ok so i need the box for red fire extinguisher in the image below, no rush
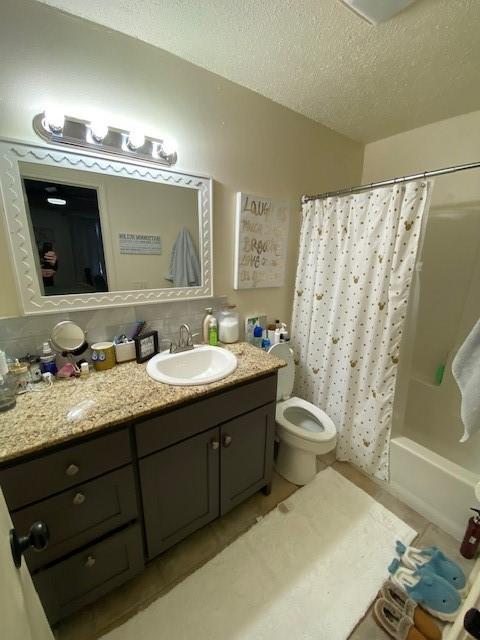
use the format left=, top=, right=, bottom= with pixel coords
left=460, top=508, right=480, bottom=559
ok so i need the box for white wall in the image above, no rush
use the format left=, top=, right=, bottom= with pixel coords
left=363, top=110, right=480, bottom=471
left=0, top=0, right=363, bottom=322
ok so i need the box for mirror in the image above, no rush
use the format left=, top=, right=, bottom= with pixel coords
left=20, top=162, right=201, bottom=295
left=51, top=321, right=86, bottom=353
left=0, top=140, right=212, bottom=314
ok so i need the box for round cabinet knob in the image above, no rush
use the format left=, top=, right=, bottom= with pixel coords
left=72, top=492, right=86, bottom=505
left=223, top=434, right=232, bottom=448
left=211, top=440, right=220, bottom=450
left=85, top=555, right=96, bottom=568
left=66, top=463, right=79, bottom=477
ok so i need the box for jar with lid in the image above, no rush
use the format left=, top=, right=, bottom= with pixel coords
left=217, top=305, right=240, bottom=344
left=9, top=359, right=30, bottom=394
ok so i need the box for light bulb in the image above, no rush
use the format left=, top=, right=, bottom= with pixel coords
left=127, top=130, right=145, bottom=150
left=47, top=197, right=67, bottom=206
left=89, top=121, right=109, bottom=142
left=43, top=108, right=65, bottom=134
left=161, top=136, right=177, bottom=156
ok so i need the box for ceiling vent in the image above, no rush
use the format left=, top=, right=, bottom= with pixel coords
left=340, top=0, right=416, bottom=25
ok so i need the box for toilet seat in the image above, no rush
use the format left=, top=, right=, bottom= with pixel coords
left=276, top=396, right=336, bottom=444
left=268, top=342, right=337, bottom=484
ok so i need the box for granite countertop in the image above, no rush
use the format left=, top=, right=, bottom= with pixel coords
left=0, top=343, right=285, bottom=464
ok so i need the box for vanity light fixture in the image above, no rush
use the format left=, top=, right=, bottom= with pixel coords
left=89, top=121, right=109, bottom=143
left=47, top=197, right=67, bottom=206
left=126, top=130, right=145, bottom=151
left=160, top=136, right=177, bottom=157
left=33, top=111, right=178, bottom=167
left=43, top=108, right=65, bottom=134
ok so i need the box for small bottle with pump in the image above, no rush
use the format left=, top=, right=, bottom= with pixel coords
left=208, top=317, right=218, bottom=346
left=461, top=508, right=480, bottom=559
left=202, top=308, right=214, bottom=344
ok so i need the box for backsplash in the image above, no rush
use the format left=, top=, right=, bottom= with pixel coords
left=0, top=297, right=228, bottom=358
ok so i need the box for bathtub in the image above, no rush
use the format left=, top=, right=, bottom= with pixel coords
left=389, top=436, right=479, bottom=541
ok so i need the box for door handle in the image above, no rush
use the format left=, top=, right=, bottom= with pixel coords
left=10, top=521, right=50, bottom=568
left=223, top=434, right=232, bottom=447
left=211, top=439, right=220, bottom=450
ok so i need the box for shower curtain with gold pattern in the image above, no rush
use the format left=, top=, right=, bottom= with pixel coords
left=291, top=181, right=431, bottom=480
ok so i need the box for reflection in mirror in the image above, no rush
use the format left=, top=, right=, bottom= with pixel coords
left=19, top=162, right=202, bottom=296
left=23, top=178, right=108, bottom=295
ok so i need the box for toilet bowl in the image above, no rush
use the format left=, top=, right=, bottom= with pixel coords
left=268, top=343, right=337, bottom=485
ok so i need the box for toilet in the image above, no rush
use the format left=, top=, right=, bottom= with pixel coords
left=268, top=343, right=337, bottom=485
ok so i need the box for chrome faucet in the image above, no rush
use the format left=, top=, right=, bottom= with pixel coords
left=169, top=323, right=195, bottom=354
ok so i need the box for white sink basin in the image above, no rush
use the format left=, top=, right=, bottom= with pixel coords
left=146, top=345, right=238, bottom=386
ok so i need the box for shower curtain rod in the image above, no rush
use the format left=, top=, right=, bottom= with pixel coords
left=301, top=160, right=480, bottom=204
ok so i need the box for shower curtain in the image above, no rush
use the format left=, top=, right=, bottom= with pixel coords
left=291, top=181, right=432, bottom=480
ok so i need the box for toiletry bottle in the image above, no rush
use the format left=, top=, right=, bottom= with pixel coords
left=460, top=508, right=480, bottom=559
left=0, top=350, right=16, bottom=411
left=262, top=337, right=271, bottom=351
left=202, top=308, right=214, bottom=344
left=253, top=322, right=263, bottom=348
left=208, top=317, right=218, bottom=346
left=80, top=362, right=90, bottom=377
left=40, top=341, right=57, bottom=375
left=280, top=323, right=289, bottom=342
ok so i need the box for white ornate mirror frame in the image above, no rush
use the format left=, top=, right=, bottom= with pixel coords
left=0, top=139, right=213, bottom=315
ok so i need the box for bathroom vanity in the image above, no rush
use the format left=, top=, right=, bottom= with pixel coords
left=0, top=344, right=283, bottom=624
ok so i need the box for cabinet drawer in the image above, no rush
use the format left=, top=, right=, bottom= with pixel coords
left=136, top=374, right=277, bottom=457
left=0, top=429, right=131, bottom=510
left=34, top=524, right=144, bottom=624
left=12, top=465, right=138, bottom=571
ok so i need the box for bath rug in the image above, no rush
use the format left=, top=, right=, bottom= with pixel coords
left=102, top=467, right=416, bottom=640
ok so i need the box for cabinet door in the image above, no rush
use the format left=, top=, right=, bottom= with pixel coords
left=140, top=427, right=220, bottom=559
left=220, top=402, right=275, bottom=515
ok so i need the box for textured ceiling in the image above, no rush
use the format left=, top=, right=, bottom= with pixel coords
left=34, top=0, right=480, bottom=142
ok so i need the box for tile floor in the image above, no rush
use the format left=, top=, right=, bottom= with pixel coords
left=54, top=458, right=474, bottom=640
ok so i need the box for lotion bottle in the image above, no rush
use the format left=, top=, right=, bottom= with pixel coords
left=202, top=308, right=214, bottom=344
left=208, top=317, right=218, bottom=346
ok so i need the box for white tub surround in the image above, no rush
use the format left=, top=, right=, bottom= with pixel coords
left=390, top=436, right=478, bottom=541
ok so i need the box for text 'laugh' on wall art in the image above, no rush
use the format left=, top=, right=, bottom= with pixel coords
left=234, top=192, right=288, bottom=289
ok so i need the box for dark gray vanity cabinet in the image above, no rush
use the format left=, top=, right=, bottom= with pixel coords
left=135, top=375, right=277, bottom=561
left=140, top=427, right=221, bottom=559
left=0, top=372, right=277, bottom=625
left=0, top=429, right=142, bottom=624
left=220, top=403, right=275, bottom=515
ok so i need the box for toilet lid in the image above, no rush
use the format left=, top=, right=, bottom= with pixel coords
left=268, top=343, right=294, bottom=401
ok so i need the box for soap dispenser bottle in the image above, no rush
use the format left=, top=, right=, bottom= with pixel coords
left=208, top=317, right=218, bottom=346
left=460, top=508, right=480, bottom=559
left=202, top=308, right=214, bottom=344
